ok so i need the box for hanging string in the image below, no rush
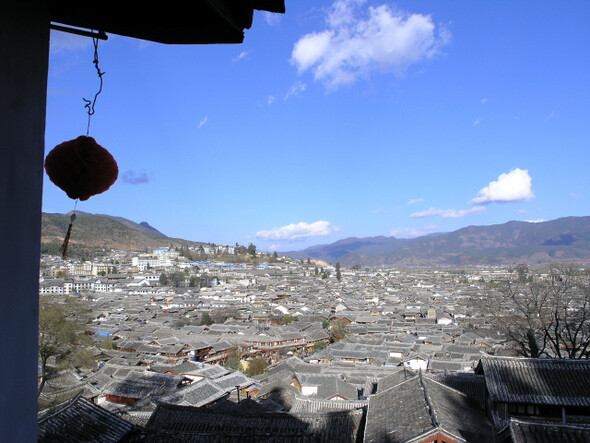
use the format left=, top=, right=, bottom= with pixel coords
left=60, top=199, right=79, bottom=260
left=83, top=35, right=105, bottom=135
left=60, top=34, right=105, bottom=259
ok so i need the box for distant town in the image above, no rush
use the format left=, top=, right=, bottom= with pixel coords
left=38, top=245, right=590, bottom=441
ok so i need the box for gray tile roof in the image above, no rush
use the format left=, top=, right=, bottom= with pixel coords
left=155, top=378, right=228, bottom=407
left=509, top=418, right=590, bottom=443
left=375, top=368, right=416, bottom=393
left=295, top=373, right=359, bottom=401
left=479, top=356, right=590, bottom=406
left=364, top=374, right=435, bottom=442
left=38, top=394, right=136, bottom=442
left=213, top=371, right=257, bottom=392
left=102, top=371, right=185, bottom=399
left=143, top=402, right=363, bottom=442
left=364, top=372, right=493, bottom=442
left=427, top=373, right=486, bottom=410
left=290, top=396, right=367, bottom=413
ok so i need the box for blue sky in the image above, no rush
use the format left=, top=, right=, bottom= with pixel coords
left=44, top=0, right=590, bottom=252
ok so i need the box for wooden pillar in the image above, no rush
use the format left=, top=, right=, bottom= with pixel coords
left=0, top=1, right=49, bottom=441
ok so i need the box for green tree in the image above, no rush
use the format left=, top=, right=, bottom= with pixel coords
left=246, top=357, right=268, bottom=377
left=200, top=312, right=213, bottom=326
left=322, top=319, right=330, bottom=329
left=223, top=347, right=241, bottom=370
left=159, top=272, right=168, bottom=286
left=282, top=314, right=297, bottom=325
left=312, top=341, right=327, bottom=353
left=38, top=298, right=92, bottom=396
left=335, top=262, right=342, bottom=282
left=247, top=243, right=257, bottom=258
left=99, top=338, right=115, bottom=350
left=329, top=320, right=349, bottom=343
left=168, top=271, right=185, bottom=287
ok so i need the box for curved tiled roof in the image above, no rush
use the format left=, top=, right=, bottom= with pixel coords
left=479, top=356, right=590, bottom=406
left=38, top=394, right=136, bottom=442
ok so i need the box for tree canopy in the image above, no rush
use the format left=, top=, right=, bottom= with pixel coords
left=38, top=297, right=94, bottom=396
left=496, top=265, right=590, bottom=359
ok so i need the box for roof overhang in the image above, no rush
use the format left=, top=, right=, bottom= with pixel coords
left=48, top=0, right=286, bottom=44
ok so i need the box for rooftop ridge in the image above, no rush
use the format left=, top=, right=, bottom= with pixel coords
left=419, top=370, right=439, bottom=428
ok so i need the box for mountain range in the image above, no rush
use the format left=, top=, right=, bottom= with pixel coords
left=41, top=212, right=193, bottom=257
left=42, top=212, right=590, bottom=266
left=285, top=216, right=590, bottom=267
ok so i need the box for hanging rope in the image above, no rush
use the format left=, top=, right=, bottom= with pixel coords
left=83, top=35, right=105, bottom=135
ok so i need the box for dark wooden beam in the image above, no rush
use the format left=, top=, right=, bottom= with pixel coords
left=0, top=1, right=50, bottom=441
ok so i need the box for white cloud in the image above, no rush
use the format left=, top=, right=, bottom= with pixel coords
left=256, top=221, right=339, bottom=241
left=525, top=219, right=545, bottom=223
left=407, top=198, right=424, bottom=206
left=390, top=225, right=438, bottom=238
left=470, top=168, right=534, bottom=204
left=50, top=30, right=92, bottom=53
left=267, top=95, right=276, bottom=105
left=121, top=170, right=152, bottom=185
left=262, top=11, right=283, bottom=26
left=411, top=206, right=485, bottom=219
left=284, top=81, right=307, bottom=99
left=546, top=111, right=559, bottom=120
left=290, top=0, right=450, bottom=89
left=198, top=116, right=209, bottom=128
left=233, top=50, right=251, bottom=62
left=481, top=98, right=488, bottom=104
left=473, top=120, right=480, bottom=126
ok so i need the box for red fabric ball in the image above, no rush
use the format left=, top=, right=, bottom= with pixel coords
left=44, top=136, right=118, bottom=201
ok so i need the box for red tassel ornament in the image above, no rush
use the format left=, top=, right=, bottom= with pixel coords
left=44, top=135, right=118, bottom=258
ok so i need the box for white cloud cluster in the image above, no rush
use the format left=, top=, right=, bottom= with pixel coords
left=262, top=11, right=283, bottom=26
left=256, top=221, right=339, bottom=241
left=407, top=198, right=424, bottom=206
left=284, top=81, right=307, bottom=100
left=290, top=0, right=450, bottom=89
left=121, top=170, right=152, bottom=185
left=411, top=206, right=485, bottom=219
left=470, top=168, right=534, bottom=204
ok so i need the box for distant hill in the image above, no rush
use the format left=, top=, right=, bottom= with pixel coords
left=285, top=216, right=590, bottom=267
left=41, top=212, right=195, bottom=257
left=139, top=221, right=165, bottom=236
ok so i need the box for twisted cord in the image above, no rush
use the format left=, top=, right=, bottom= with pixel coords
left=83, top=36, right=105, bottom=135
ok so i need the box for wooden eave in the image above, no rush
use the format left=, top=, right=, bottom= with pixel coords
left=48, top=0, right=285, bottom=44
